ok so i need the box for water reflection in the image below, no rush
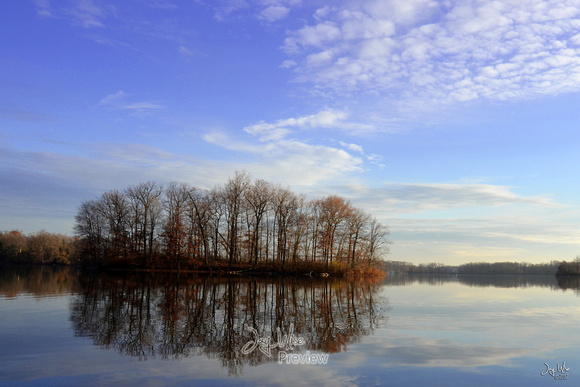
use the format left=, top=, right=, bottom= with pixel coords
left=385, top=273, right=561, bottom=289
left=69, top=271, right=388, bottom=375
left=0, top=265, right=79, bottom=298
left=3, top=266, right=580, bottom=385
left=556, top=276, right=580, bottom=295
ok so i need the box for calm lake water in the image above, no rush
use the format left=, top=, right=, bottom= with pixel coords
left=1, top=266, right=579, bottom=386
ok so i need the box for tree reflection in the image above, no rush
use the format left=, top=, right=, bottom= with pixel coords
left=556, top=276, right=580, bottom=295
left=384, top=273, right=562, bottom=289
left=0, top=265, right=78, bottom=298
left=69, top=272, right=387, bottom=375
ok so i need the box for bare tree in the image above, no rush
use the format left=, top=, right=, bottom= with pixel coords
left=315, top=195, right=352, bottom=269
left=245, top=179, right=271, bottom=265
left=163, top=182, right=190, bottom=270
left=346, top=208, right=370, bottom=268
left=271, top=185, right=298, bottom=270
left=187, top=187, right=214, bottom=266
left=75, top=200, right=105, bottom=264
left=72, top=171, right=391, bottom=272
left=127, top=182, right=163, bottom=267
left=222, top=171, right=251, bottom=267
left=100, top=190, right=130, bottom=263
left=365, top=217, right=391, bottom=266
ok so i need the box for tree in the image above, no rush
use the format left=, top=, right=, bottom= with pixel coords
left=74, top=200, right=105, bottom=265
left=126, top=182, right=163, bottom=267
left=245, top=179, right=271, bottom=265
left=221, top=171, right=251, bottom=267
left=365, top=217, right=391, bottom=265
left=100, top=190, right=130, bottom=264
left=315, top=195, right=352, bottom=269
left=186, top=187, right=214, bottom=266
left=0, top=230, right=28, bottom=263
left=346, top=208, right=370, bottom=268
left=289, top=194, right=309, bottom=266
left=163, top=182, right=189, bottom=270
left=271, top=185, right=298, bottom=270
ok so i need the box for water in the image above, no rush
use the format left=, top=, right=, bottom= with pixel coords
left=0, top=266, right=578, bottom=386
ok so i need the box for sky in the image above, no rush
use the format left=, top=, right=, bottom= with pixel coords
left=2, top=0, right=580, bottom=265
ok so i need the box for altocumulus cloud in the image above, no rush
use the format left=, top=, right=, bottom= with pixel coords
left=282, top=0, right=580, bottom=107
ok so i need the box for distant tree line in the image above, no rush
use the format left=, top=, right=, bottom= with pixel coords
left=555, top=257, right=580, bottom=276
left=384, top=260, right=562, bottom=275
left=0, top=230, right=78, bottom=265
left=73, top=171, right=390, bottom=274
left=385, top=261, right=457, bottom=274
left=457, top=261, right=561, bottom=275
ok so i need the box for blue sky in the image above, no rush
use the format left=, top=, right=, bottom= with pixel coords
left=2, top=0, right=580, bottom=264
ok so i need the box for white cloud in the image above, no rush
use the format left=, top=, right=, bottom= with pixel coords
left=204, top=131, right=363, bottom=185
left=69, top=0, right=105, bottom=28
left=32, top=0, right=108, bottom=28
left=283, top=22, right=341, bottom=52
left=243, top=109, right=373, bottom=139
left=206, top=0, right=301, bottom=22
left=282, top=0, right=580, bottom=108
left=258, top=5, right=290, bottom=22
left=279, top=59, right=297, bottom=68
left=147, top=0, right=178, bottom=10
left=178, top=45, right=195, bottom=56
left=34, top=0, right=54, bottom=18
left=98, top=90, right=127, bottom=105
left=362, top=182, right=562, bottom=213
left=121, top=102, right=165, bottom=110
left=98, top=90, right=166, bottom=113
left=339, top=141, right=364, bottom=153
left=204, top=110, right=369, bottom=186
left=366, top=153, right=385, bottom=168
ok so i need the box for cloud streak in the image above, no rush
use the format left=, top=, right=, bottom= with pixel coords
left=366, top=182, right=561, bottom=212
left=34, top=0, right=107, bottom=28
left=98, top=90, right=166, bottom=113
left=243, top=109, right=374, bottom=138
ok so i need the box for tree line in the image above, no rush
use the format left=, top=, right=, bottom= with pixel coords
left=555, top=257, right=580, bottom=276
left=0, top=230, right=77, bottom=265
left=73, top=171, right=390, bottom=274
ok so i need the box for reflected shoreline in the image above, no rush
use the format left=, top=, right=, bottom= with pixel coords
left=68, top=270, right=388, bottom=375
left=384, top=272, right=566, bottom=290
left=3, top=265, right=580, bottom=297
left=0, top=265, right=389, bottom=375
